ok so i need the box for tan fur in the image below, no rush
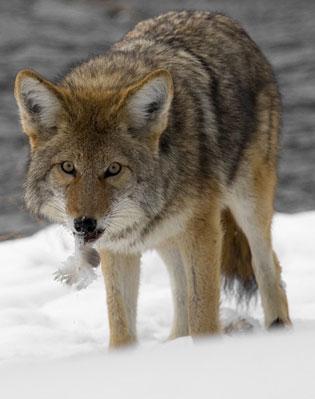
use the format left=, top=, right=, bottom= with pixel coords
left=100, top=250, right=140, bottom=348
left=176, top=194, right=223, bottom=335
left=225, top=84, right=291, bottom=327
left=14, top=11, right=291, bottom=348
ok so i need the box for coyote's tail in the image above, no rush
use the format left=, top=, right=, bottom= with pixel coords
left=221, top=209, right=257, bottom=301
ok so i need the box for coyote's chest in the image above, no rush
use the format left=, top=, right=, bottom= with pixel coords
left=98, top=208, right=192, bottom=253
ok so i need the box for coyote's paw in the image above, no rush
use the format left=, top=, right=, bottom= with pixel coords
left=224, top=317, right=255, bottom=335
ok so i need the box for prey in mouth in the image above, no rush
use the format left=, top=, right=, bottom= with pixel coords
left=73, top=216, right=104, bottom=244
left=53, top=217, right=103, bottom=289
left=76, top=229, right=104, bottom=245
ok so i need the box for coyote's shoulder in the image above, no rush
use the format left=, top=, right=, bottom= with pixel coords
left=15, top=11, right=290, bottom=347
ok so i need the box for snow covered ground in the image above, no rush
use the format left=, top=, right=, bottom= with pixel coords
left=1, top=212, right=315, bottom=398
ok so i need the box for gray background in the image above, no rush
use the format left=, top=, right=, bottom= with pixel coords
left=0, top=0, right=314, bottom=240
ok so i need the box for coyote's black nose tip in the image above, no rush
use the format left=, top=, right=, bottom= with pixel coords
left=74, top=217, right=97, bottom=234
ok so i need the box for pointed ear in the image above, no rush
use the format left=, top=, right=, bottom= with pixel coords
left=14, top=69, right=62, bottom=138
left=124, top=69, right=173, bottom=132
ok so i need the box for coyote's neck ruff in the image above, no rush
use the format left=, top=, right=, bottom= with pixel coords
left=15, top=11, right=290, bottom=348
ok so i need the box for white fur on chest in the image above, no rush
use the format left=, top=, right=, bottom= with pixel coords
left=99, top=209, right=192, bottom=254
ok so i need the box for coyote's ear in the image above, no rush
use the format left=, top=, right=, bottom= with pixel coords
left=14, top=69, right=62, bottom=140
left=124, top=69, right=173, bottom=133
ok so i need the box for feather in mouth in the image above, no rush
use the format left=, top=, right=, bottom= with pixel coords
left=74, top=229, right=104, bottom=244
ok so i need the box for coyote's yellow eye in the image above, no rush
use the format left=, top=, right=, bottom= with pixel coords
left=61, top=161, right=75, bottom=175
left=104, top=162, right=122, bottom=178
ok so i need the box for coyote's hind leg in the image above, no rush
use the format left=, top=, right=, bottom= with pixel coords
left=229, top=175, right=290, bottom=328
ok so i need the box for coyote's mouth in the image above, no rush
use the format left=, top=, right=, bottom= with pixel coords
left=81, top=229, right=104, bottom=244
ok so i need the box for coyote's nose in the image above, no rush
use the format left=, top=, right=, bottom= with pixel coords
left=73, top=217, right=97, bottom=235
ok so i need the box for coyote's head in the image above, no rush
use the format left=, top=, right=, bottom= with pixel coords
left=14, top=68, right=174, bottom=249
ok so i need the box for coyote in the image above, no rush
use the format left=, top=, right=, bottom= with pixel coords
left=15, top=11, right=290, bottom=347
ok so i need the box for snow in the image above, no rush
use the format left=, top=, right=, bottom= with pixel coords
left=1, top=212, right=315, bottom=398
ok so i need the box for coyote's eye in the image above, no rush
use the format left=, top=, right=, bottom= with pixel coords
left=104, top=162, right=122, bottom=178
left=61, top=161, right=75, bottom=175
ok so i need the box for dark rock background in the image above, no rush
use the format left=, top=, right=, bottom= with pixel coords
left=0, top=0, right=314, bottom=239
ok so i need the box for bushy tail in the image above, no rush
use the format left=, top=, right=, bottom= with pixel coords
left=221, top=209, right=257, bottom=302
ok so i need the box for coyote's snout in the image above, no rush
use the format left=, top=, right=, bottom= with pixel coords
left=15, top=10, right=291, bottom=348
left=73, top=217, right=104, bottom=244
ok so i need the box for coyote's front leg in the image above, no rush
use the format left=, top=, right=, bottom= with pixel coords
left=99, top=249, right=140, bottom=348
left=158, top=243, right=189, bottom=339
left=178, top=204, right=223, bottom=336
